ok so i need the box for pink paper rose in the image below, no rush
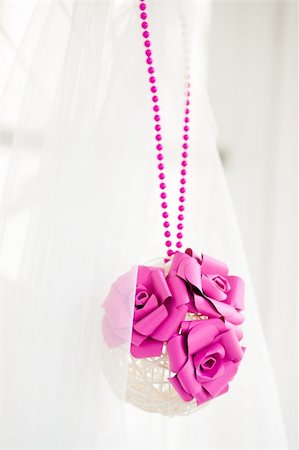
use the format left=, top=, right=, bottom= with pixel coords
left=131, top=266, right=188, bottom=358
left=168, top=318, right=245, bottom=405
left=167, top=248, right=245, bottom=325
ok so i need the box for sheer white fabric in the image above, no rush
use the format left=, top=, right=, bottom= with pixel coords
left=0, top=1, right=288, bottom=449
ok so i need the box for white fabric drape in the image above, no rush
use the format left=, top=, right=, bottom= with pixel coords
left=0, top=1, right=288, bottom=449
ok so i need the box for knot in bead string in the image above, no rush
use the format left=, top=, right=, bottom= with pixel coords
left=139, top=0, right=190, bottom=258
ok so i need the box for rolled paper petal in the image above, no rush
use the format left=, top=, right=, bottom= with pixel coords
left=201, top=275, right=228, bottom=301
left=166, top=272, right=191, bottom=307
left=131, top=328, right=148, bottom=347
left=134, top=304, right=168, bottom=336
left=193, top=294, right=222, bottom=318
left=177, top=357, right=201, bottom=394
left=195, top=360, right=226, bottom=382
left=193, top=342, right=226, bottom=369
left=168, top=251, right=187, bottom=273
left=102, top=315, right=127, bottom=348
left=181, top=319, right=206, bottom=334
left=187, top=319, right=226, bottom=355
left=216, top=329, right=244, bottom=362
left=151, top=304, right=188, bottom=341
left=167, top=334, right=188, bottom=372
left=225, top=322, right=244, bottom=341
left=176, top=255, right=202, bottom=291
left=226, top=275, right=245, bottom=310
left=185, top=247, right=202, bottom=262
left=134, top=293, right=159, bottom=321
left=209, top=299, right=245, bottom=325
left=150, top=268, right=172, bottom=303
left=169, top=375, right=194, bottom=402
left=135, top=287, right=150, bottom=306
left=193, top=386, right=212, bottom=405
left=195, top=384, right=229, bottom=406
left=201, top=254, right=229, bottom=276
left=131, top=337, right=163, bottom=358
left=202, top=361, right=238, bottom=397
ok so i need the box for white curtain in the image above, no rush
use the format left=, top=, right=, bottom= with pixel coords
left=0, top=1, right=288, bottom=448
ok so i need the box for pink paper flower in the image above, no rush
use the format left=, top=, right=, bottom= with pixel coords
left=131, top=266, right=188, bottom=358
left=167, top=318, right=245, bottom=405
left=167, top=248, right=245, bottom=325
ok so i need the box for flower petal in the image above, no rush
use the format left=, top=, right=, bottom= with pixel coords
left=102, top=315, right=127, bottom=348
left=133, top=304, right=168, bottom=336
left=134, top=294, right=159, bottom=321
left=226, top=276, right=245, bottom=310
left=202, top=276, right=228, bottom=301
left=202, top=361, right=238, bottom=397
left=187, top=319, right=225, bottom=355
left=177, top=256, right=202, bottom=291
left=131, top=338, right=163, bottom=358
left=151, top=304, right=188, bottom=341
left=150, top=268, right=172, bottom=303
left=166, top=272, right=191, bottom=307
left=216, top=329, right=244, bottom=362
left=169, top=375, right=194, bottom=402
left=131, top=329, right=147, bottom=346
left=201, top=254, right=229, bottom=276
left=177, top=357, right=201, bottom=395
left=167, top=334, right=188, bottom=372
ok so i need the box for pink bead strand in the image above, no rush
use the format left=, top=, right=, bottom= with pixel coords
left=138, top=0, right=190, bottom=257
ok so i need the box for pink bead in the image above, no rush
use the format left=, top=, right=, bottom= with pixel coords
left=177, top=232, right=183, bottom=239
left=156, top=143, right=163, bottom=150
left=183, top=143, right=188, bottom=150
left=163, top=221, right=170, bottom=228
left=152, top=95, right=158, bottom=102
left=143, top=31, right=149, bottom=38
left=164, top=230, right=171, bottom=237
left=148, top=66, right=154, bottom=73
left=155, top=124, right=161, bottom=131
left=157, top=153, right=163, bottom=160
left=149, top=76, right=156, bottom=83
left=181, top=169, right=187, bottom=176
left=166, top=240, right=172, bottom=247
left=145, top=49, right=151, bottom=57
left=184, top=125, right=189, bottom=132
left=180, top=178, right=186, bottom=184
left=162, top=211, right=168, bottom=218
left=160, top=182, right=166, bottom=189
left=178, top=223, right=184, bottom=230
left=183, top=134, right=189, bottom=140
left=151, top=86, right=157, bottom=93
left=161, top=202, right=167, bottom=209
left=158, top=163, right=164, bottom=170
left=140, top=12, right=147, bottom=20
left=178, top=214, right=184, bottom=220
left=167, top=249, right=173, bottom=257
left=155, top=134, right=161, bottom=141
left=184, top=117, right=189, bottom=123
left=179, top=195, right=185, bottom=202
left=176, top=242, right=183, bottom=249
left=161, top=192, right=167, bottom=199
left=185, top=108, right=190, bottom=114
left=159, top=173, right=165, bottom=180
left=181, top=160, right=187, bottom=167
left=146, top=57, right=152, bottom=65
left=182, top=151, right=188, bottom=158
left=140, top=3, right=146, bottom=11
left=186, top=99, right=190, bottom=105
left=179, top=205, right=185, bottom=212
left=153, top=105, right=159, bottom=112
left=154, top=115, right=160, bottom=122
left=142, top=21, right=148, bottom=29
left=179, top=187, right=185, bottom=194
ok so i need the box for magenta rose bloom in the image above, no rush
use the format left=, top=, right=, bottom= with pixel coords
left=167, top=248, right=245, bottom=325
left=167, top=318, right=245, bottom=405
left=131, top=266, right=188, bottom=358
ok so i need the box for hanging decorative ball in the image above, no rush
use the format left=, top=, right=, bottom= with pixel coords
left=101, top=248, right=245, bottom=416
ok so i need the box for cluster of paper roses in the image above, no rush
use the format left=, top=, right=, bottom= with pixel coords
left=103, top=248, right=245, bottom=406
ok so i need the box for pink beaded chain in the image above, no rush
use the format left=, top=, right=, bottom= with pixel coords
left=139, top=0, right=190, bottom=258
